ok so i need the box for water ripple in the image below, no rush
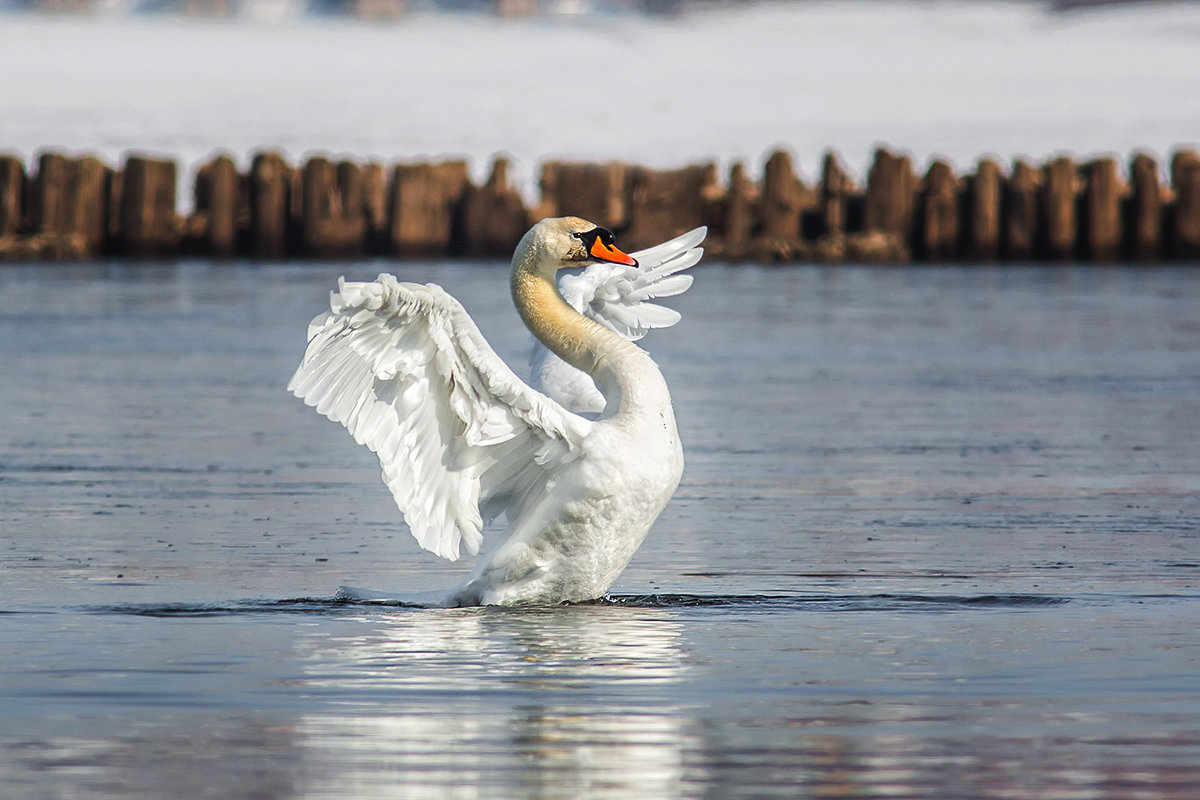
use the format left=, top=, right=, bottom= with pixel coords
left=594, top=593, right=1072, bottom=611
left=68, top=592, right=1085, bottom=618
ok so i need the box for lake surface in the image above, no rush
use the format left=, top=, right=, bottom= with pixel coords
left=1, top=260, right=1198, bottom=798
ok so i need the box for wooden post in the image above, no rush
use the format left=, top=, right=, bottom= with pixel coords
left=0, top=155, right=25, bottom=236
left=625, top=163, right=716, bottom=250
left=362, top=162, right=389, bottom=254
left=72, top=156, right=110, bottom=255
left=336, top=160, right=367, bottom=256
left=917, top=159, right=959, bottom=261
left=964, top=158, right=1001, bottom=261
left=387, top=161, right=470, bottom=257
left=1169, top=149, right=1200, bottom=260
left=34, top=152, right=71, bottom=236
left=537, top=161, right=628, bottom=230
left=120, top=156, right=178, bottom=257
left=1126, top=153, right=1162, bottom=262
left=298, top=157, right=367, bottom=258
left=819, top=150, right=851, bottom=238
left=1041, top=156, right=1077, bottom=260
left=759, top=150, right=806, bottom=242
left=194, top=154, right=239, bottom=258
left=1003, top=159, right=1039, bottom=260
left=462, top=157, right=528, bottom=258
left=337, top=160, right=365, bottom=234
left=299, top=156, right=338, bottom=257
left=722, top=161, right=757, bottom=260
left=287, top=166, right=304, bottom=243
left=864, top=147, right=916, bottom=242
left=106, top=166, right=123, bottom=247
left=248, top=151, right=290, bottom=259
left=32, top=153, right=109, bottom=255
left=1170, top=149, right=1199, bottom=191
left=1080, top=157, right=1122, bottom=262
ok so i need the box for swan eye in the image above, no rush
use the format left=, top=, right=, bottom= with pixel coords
left=573, top=228, right=616, bottom=250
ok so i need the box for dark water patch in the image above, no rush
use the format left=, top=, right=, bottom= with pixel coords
left=82, top=597, right=355, bottom=618
left=2, top=463, right=247, bottom=474
left=76, top=592, right=1077, bottom=617
left=683, top=570, right=978, bottom=580
left=0, top=463, right=278, bottom=480
left=597, top=592, right=1071, bottom=611
left=597, top=593, right=801, bottom=608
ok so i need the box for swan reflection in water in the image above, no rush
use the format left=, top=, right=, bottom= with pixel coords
left=292, top=606, right=704, bottom=798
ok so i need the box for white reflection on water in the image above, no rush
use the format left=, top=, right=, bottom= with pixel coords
left=292, top=607, right=703, bottom=799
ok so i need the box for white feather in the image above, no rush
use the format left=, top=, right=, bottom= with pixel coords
left=289, top=275, right=592, bottom=562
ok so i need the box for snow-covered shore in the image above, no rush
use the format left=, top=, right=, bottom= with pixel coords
left=2, top=0, right=1198, bottom=195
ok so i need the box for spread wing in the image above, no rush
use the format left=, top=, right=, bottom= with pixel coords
left=288, top=274, right=593, bottom=561
left=531, top=226, right=706, bottom=414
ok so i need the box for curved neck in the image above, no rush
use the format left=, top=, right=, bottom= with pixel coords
left=510, top=231, right=673, bottom=419
left=512, top=266, right=631, bottom=380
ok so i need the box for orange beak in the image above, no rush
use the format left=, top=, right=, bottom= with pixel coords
left=589, top=237, right=638, bottom=267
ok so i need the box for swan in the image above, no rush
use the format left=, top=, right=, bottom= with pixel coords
left=288, top=217, right=706, bottom=606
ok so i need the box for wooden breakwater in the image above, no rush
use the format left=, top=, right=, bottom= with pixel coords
left=1, top=147, right=1199, bottom=263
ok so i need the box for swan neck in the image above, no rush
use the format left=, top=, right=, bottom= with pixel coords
left=512, top=266, right=626, bottom=377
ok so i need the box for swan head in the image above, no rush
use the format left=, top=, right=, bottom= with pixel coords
left=515, top=217, right=638, bottom=278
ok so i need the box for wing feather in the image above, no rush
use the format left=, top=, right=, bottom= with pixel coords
left=560, top=226, right=706, bottom=340
left=289, top=274, right=592, bottom=561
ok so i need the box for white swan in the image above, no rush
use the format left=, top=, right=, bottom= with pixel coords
left=288, top=217, right=706, bottom=606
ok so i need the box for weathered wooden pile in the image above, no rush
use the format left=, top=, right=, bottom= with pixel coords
left=1, top=147, right=1199, bottom=263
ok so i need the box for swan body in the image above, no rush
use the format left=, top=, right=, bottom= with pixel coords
left=288, top=217, right=704, bottom=606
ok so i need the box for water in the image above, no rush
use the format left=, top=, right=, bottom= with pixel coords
left=2, top=260, right=1198, bottom=798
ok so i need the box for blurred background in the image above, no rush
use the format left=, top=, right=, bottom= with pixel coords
left=2, top=0, right=1198, bottom=196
